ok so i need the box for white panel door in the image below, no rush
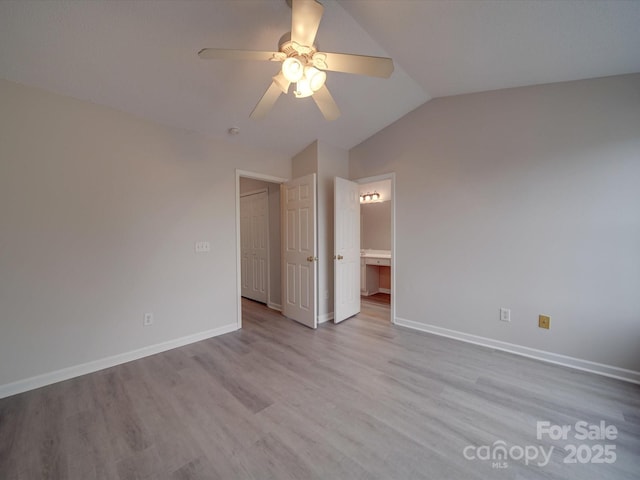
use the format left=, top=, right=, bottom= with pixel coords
left=282, top=174, right=317, bottom=329
left=240, top=191, right=268, bottom=303
left=334, top=177, right=361, bottom=323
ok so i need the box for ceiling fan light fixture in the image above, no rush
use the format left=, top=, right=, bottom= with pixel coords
left=197, top=0, right=392, bottom=121
left=294, top=77, right=314, bottom=99
left=304, top=66, right=326, bottom=92
left=282, top=56, right=304, bottom=83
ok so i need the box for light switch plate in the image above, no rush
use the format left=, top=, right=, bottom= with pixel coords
left=195, top=241, right=210, bottom=253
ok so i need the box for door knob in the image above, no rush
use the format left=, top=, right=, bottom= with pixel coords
left=307, top=256, right=317, bottom=262
left=337, top=255, right=344, bottom=260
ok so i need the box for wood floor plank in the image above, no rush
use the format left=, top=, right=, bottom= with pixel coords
left=170, top=456, right=217, bottom=480
left=1, top=297, right=639, bottom=479
left=192, top=352, right=273, bottom=414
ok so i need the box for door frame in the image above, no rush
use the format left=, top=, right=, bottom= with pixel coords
left=355, top=172, right=396, bottom=324
left=235, top=169, right=288, bottom=329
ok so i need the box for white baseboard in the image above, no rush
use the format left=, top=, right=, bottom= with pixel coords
left=0, top=323, right=238, bottom=399
left=267, top=302, right=282, bottom=312
left=318, top=312, right=334, bottom=324
left=394, top=317, right=640, bottom=385
left=362, top=289, right=391, bottom=296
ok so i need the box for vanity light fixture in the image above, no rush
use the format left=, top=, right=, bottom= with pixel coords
left=359, top=191, right=381, bottom=203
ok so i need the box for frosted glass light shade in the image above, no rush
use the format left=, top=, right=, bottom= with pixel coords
left=282, top=57, right=304, bottom=83
left=304, top=66, right=326, bottom=92
left=294, top=77, right=314, bottom=98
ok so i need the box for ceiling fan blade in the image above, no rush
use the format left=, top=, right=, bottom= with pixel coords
left=250, top=81, right=283, bottom=119
left=314, top=52, right=394, bottom=78
left=198, top=48, right=280, bottom=62
left=312, top=84, right=340, bottom=121
left=291, top=0, right=324, bottom=47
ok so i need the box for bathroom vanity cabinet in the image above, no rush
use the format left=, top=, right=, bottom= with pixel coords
left=360, top=250, right=391, bottom=296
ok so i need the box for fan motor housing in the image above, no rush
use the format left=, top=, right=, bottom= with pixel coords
left=278, top=32, right=317, bottom=59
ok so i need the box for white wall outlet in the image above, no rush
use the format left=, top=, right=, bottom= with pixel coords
left=143, top=312, right=154, bottom=326
left=195, top=241, right=210, bottom=253
left=500, top=308, right=511, bottom=322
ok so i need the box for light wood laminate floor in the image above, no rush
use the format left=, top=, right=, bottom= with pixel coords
left=361, top=292, right=391, bottom=305
left=1, top=298, right=639, bottom=479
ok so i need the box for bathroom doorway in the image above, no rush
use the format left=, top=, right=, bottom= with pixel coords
left=357, top=175, right=394, bottom=323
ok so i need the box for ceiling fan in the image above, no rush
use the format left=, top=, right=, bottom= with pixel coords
left=198, top=0, right=394, bottom=121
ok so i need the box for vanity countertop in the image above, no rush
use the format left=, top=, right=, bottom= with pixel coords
left=360, top=249, right=391, bottom=259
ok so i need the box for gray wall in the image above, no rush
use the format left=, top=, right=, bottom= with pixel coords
left=350, top=74, right=640, bottom=371
left=239, top=177, right=282, bottom=309
left=0, top=79, right=291, bottom=389
left=361, top=201, right=391, bottom=251
left=317, top=142, right=349, bottom=321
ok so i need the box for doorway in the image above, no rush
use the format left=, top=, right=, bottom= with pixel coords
left=236, top=170, right=320, bottom=330
left=235, top=170, right=288, bottom=329
left=357, top=174, right=395, bottom=323
left=240, top=189, right=268, bottom=304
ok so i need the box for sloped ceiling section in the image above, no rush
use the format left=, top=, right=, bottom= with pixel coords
left=1, top=0, right=639, bottom=157
left=340, top=0, right=640, bottom=98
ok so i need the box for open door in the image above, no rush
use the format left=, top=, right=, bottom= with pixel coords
left=334, top=177, right=361, bottom=323
left=281, top=174, right=317, bottom=329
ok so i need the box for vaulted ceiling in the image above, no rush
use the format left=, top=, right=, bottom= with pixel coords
left=1, top=0, right=638, bottom=157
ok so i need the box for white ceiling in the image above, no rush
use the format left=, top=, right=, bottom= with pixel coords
left=1, top=0, right=638, bottom=158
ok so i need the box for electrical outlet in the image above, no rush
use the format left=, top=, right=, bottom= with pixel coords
left=539, top=314, right=550, bottom=329
left=500, top=308, right=511, bottom=322
left=143, top=312, right=154, bottom=326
